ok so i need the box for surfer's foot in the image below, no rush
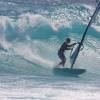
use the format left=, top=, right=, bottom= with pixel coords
left=57, top=62, right=66, bottom=68
left=57, top=64, right=64, bottom=68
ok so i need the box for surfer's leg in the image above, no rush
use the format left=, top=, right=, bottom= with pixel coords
left=62, top=54, right=66, bottom=67
left=58, top=52, right=63, bottom=65
left=58, top=52, right=66, bottom=67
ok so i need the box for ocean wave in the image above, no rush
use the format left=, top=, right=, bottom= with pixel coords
left=0, top=2, right=99, bottom=75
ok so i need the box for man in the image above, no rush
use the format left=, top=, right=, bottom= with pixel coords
left=58, top=38, right=77, bottom=67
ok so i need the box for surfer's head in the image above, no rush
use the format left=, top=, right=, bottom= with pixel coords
left=65, top=38, right=71, bottom=43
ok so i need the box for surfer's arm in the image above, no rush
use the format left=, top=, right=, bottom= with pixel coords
left=70, top=42, right=82, bottom=47
left=70, top=43, right=77, bottom=46
left=69, top=43, right=77, bottom=47
left=66, top=43, right=77, bottom=50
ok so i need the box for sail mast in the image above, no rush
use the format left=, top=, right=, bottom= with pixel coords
left=71, top=1, right=100, bottom=68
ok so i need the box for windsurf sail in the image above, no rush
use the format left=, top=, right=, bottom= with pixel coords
left=71, top=1, right=100, bottom=68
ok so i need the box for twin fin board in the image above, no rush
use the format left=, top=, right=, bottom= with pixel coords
left=53, top=67, right=86, bottom=76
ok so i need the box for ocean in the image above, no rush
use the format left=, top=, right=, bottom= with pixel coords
left=0, top=0, right=100, bottom=99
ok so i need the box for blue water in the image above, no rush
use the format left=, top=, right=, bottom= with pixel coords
left=0, top=0, right=100, bottom=99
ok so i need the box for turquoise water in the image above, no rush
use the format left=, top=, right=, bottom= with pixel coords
left=0, top=0, right=100, bottom=99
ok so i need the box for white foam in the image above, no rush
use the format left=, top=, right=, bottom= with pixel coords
left=12, top=40, right=55, bottom=68
left=92, top=25, right=100, bottom=32
left=15, top=12, right=72, bottom=32
left=0, top=78, right=100, bottom=100
left=0, top=16, right=12, bottom=51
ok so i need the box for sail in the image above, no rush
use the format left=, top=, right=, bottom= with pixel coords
left=71, top=1, right=100, bottom=68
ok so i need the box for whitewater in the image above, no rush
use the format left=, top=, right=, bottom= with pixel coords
left=0, top=0, right=100, bottom=100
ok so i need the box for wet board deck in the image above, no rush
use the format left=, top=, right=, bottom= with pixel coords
left=53, top=67, right=86, bottom=76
